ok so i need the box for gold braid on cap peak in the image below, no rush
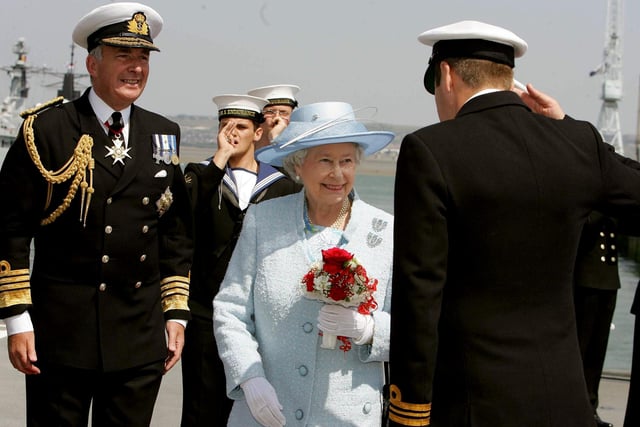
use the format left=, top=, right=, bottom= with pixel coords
left=22, top=98, right=95, bottom=227
left=388, top=385, right=431, bottom=426
left=160, top=275, right=190, bottom=312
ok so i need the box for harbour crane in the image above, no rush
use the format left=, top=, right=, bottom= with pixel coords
left=590, top=0, right=624, bottom=155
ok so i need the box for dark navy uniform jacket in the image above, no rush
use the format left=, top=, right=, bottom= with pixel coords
left=574, top=211, right=620, bottom=291
left=184, top=160, right=300, bottom=320
left=0, top=90, right=193, bottom=372
left=389, top=91, right=640, bottom=427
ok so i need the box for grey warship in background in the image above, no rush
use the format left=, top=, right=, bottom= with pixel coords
left=0, top=38, right=86, bottom=146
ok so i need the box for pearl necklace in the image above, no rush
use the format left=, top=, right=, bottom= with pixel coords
left=330, top=197, right=351, bottom=229
left=306, top=197, right=351, bottom=231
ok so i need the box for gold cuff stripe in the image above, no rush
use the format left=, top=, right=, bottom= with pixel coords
left=0, top=281, right=31, bottom=291
left=0, top=288, right=32, bottom=309
left=389, top=407, right=431, bottom=426
left=0, top=262, right=32, bottom=308
left=161, top=283, right=189, bottom=296
left=0, top=271, right=30, bottom=285
left=161, top=287, right=189, bottom=298
left=388, top=385, right=431, bottom=426
left=390, top=385, right=432, bottom=411
left=161, top=293, right=189, bottom=312
left=160, top=276, right=190, bottom=312
left=160, top=275, right=190, bottom=287
left=161, top=289, right=189, bottom=300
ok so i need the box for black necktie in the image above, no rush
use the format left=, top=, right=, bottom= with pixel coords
left=107, top=111, right=124, bottom=139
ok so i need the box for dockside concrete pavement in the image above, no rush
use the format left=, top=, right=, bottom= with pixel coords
left=0, top=332, right=632, bottom=426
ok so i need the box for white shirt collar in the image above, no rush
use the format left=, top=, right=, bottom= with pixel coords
left=463, top=88, right=501, bottom=105
left=88, top=88, right=132, bottom=131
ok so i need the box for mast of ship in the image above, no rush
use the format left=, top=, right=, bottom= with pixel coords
left=1, top=39, right=35, bottom=114
left=0, top=38, right=48, bottom=145
left=57, top=43, right=81, bottom=101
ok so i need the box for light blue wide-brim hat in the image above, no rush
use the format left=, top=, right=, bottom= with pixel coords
left=255, top=101, right=395, bottom=167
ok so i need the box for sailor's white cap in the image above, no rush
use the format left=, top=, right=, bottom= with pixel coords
left=72, top=2, right=163, bottom=52
left=418, top=20, right=528, bottom=94
left=213, top=94, right=270, bottom=123
left=247, top=84, right=300, bottom=108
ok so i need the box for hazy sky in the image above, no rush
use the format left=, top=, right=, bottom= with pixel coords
left=1, top=0, right=639, bottom=135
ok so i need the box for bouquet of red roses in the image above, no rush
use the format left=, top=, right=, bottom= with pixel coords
left=301, top=247, right=378, bottom=350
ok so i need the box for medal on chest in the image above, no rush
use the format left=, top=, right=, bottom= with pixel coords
left=105, top=133, right=132, bottom=165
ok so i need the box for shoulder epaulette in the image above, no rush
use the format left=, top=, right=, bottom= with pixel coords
left=19, top=96, right=65, bottom=119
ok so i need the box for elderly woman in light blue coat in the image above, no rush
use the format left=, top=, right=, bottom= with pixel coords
left=213, top=102, right=395, bottom=427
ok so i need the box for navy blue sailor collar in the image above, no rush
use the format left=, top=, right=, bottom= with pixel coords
left=222, top=161, right=287, bottom=202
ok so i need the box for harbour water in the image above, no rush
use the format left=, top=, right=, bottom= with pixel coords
left=0, top=144, right=636, bottom=374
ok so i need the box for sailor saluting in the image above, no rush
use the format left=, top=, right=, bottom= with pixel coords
left=0, top=2, right=193, bottom=425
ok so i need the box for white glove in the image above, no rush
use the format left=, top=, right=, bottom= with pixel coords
left=240, top=377, right=286, bottom=427
left=317, top=304, right=374, bottom=345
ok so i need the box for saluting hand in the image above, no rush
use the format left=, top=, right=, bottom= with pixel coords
left=514, top=83, right=565, bottom=120
left=268, top=117, right=289, bottom=143
left=213, top=119, right=238, bottom=170
left=8, top=331, right=40, bottom=375
left=164, top=321, right=185, bottom=373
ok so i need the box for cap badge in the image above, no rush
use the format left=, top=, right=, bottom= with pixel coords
left=127, top=12, right=150, bottom=36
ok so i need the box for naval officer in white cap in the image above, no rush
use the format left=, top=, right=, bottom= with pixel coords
left=387, top=20, right=640, bottom=427
left=247, top=84, right=300, bottom=149
left=0, top=2, right=193, bottom=426
left=181, top=94, right=300, bottom=427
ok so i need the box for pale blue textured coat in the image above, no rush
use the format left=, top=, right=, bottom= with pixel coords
left=213, top=190, right=393, bottom=426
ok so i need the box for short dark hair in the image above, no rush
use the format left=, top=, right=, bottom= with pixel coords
left=434, top=57, right=513, bottom=91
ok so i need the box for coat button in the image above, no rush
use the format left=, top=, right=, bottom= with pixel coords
left=142, top=225, right=149, bottom=233
left=611, top=256, right=617, bottom=262
left=600, top=231, right=605, bottom=237
left=106, top=197, right=113, bottom=205
left=105, top=225, right=113, bottom=234
left=102, top=255, right=110, bottom=263
left=140, top=254, right=147, bottom=262
left=600, top=244, right=605, bottom=250
left=298, top=365, right=308, bottom=376
left=601, top=256, right=606, bottom=262
left=135, top=281, right=142, bottom=288
left=142, top=197, right=150, bottom=205
left=99, top=283, right=107, bottom=291
left=302, top=322, right=313, bottom=333
left=295, top=409, right=303, bottom=420
left=363, top=402, right=372, bottom=414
